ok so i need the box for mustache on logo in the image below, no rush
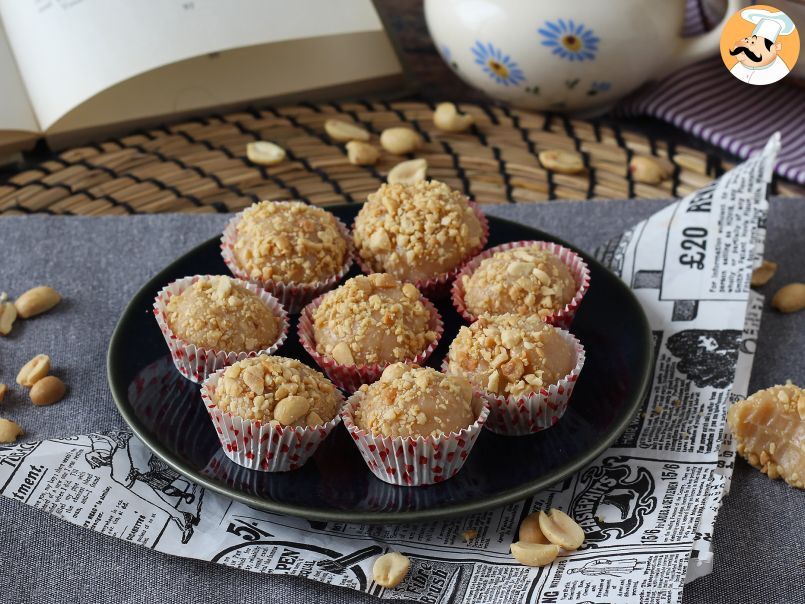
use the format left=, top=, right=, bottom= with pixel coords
left=730, top=46, right=763, bottom=62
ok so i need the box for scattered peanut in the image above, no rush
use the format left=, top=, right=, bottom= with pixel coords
left=372, top=552, right=410, bottom=588
left=433, top=102, right=474, bottom=132
left=751, top=259, right=778, bottom=287
left=246, top=141, right=286, bottom=166
left=771, top=283, right=805, bottom=313
left=462, top=529, right=479, bottom=542
left=387, top=158, right=428, bottom=185
left=346, top=141, right=380, bottom=166
left=273, top=395, right=310, bottom=425
left=538, top=509, right=585, bottom=550
left=0, top=301, right=16, bottom=335
left=629, top=156, right=666, bottom=185
left=538, top=149, right=584, bottom=175
left=519, top=511, right=550, bottom=544
left=0, top=418, right=22, bottom=443
left=325, top=119, right=370, bottom=142
left=29, top=375, right=66, bottom=406
left=0, top=383, right=7, bottom=403
left=380, top=127, right=422, bottom=155
left=14, top=286, right=61, bottom=319
left=16, top=354, right=51, bottom=388
left=509, top=541, right=560, bottom=567
left=330, top=342, right=355, bottom=365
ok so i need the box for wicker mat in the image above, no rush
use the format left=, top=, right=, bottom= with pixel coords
left=1, top=100, right=801, bottom=216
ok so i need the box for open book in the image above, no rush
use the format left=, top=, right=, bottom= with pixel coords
left=0, top=0, right=405, bottom=152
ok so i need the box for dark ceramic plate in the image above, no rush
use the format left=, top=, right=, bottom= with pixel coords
left=108, top=205, right=652, bottom=523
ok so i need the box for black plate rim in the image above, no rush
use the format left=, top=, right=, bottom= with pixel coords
left=107, top=210, right=653, bottom=523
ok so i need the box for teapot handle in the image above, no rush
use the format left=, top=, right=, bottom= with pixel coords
left=660, top=0, right=744, bottom=78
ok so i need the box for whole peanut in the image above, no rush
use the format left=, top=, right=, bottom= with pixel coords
left=433, top=102, right=474, bottom=132
left=14, top=286, right=61, bottom=319
left=510, top=541, right=560, bottom=567
left=346, top=141, right=380, bottom=166
left=372, top=552, right=410, bottom=588
left=16, top=354, right=51, bottom=388
left=325, top=119, right=370, bottom=142
left=538, top=509, right=585, bottom=550
left=0, top=418, right=22, bottom=443
left=380, top=128, right=422, bottom=155
left=30, top=376, right=67, bottom=406
left=771, top=283, right=805, bottom=313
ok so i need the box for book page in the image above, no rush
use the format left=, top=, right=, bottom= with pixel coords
left=48, top=30, right=402, bottom=136
left=0, top=0, right=386, bottom=131
left=0, top=18, right=38, bottom=136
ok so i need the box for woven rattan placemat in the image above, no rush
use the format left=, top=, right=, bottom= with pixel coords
left=1, top=101, right=801, bottom=216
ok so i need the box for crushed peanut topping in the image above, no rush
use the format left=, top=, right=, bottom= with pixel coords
left=166, top=276, right=280, bottom=352
left=212, top=355, right=340, bottom=425
left=233, top=200, right=348, bottom=284
left=446, top=314, right=575, bottom=398
left=727, top=381, right=804, bottom=490
left=312, top=274, right=437, bottom=365
left=355, top=363, right=475, bottom=437
left=463, top=246, right=577, bottom=319
left=353, top=180, right=483, bottom=281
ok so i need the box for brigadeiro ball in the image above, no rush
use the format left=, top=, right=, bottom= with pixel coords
left=355, top=363, right=476, bottom=438
left=201, top=355, right=343, bottom=471
left=452, top=240, right=590, bottom=327
left=221, top=200, right=352, bottom=312
left=445, top=314, right=585, bottom=435
left=154, top=274, right=288, bottom=382
left=298, top=273, right=443, bottom=392
left=341, top=363, right=490, bottom=486
left=165, top=275, right=282, bottom=352
left=352, top=180, right=487, bottom=295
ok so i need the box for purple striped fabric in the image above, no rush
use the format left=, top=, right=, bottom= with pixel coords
left=617, top=0, right=805, bottom=185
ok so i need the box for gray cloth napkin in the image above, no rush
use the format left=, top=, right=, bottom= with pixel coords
left=0, top=199, right=802, bottom=604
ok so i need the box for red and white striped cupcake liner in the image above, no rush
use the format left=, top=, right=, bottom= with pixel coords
left=297, top=293, right=444, bottom=393
left=353, top=201, right=489, bottom=300
left=200, top=367, right=343, bottom=472
left=153, top=275, right=289, bottom=384
left=451, top=240, right=591, bottom=329
left=443, top=329, right=586, bottom=436
left=341, top=393, right=490, bottom=486
left=220, top=205, right=354, bottom=314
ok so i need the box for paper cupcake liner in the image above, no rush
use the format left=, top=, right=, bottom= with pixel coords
left=341, top=393, right=490, bottom=486
left=298, top=293, right=444, bottom=393
left=220, top=205, right=354, bottom=314
left=443, top=329, right=586, bottom=435
left=451, top=240, right=591, bottom=329
left=153, top=275, right=289, bottom=383
left=200, top=368, right=343, bottom=472
left=353, top=201, right=489, bottom=300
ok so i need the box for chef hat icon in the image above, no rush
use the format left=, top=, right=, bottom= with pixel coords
left=741, top=8, right=796, bottom=43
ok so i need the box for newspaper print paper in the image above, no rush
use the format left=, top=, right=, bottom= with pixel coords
left=0, top=135, right=779, bottom=604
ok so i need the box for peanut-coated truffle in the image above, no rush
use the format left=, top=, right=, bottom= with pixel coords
left=727, top=382, right=804, bottom=490
left=233, top=200, right=349, bottom=284
left=166, top=275, right=281, bottom=352
left=447, top=314, right=575, bottom=398
left=353, top=180, right=483, bottom=281
left=312, top=273, right=437, bottom=366
left=462, top=246, right=577, bottom=319
left=354, top=364, right=475, bottom=438
left=212, top=355, right=340, bottom=426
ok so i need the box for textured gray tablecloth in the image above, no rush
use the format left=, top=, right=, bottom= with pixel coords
left=0, top=199, right=802, bottom=604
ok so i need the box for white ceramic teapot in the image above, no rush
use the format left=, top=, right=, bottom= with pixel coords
left=425, top=0, right=742, bottom=114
